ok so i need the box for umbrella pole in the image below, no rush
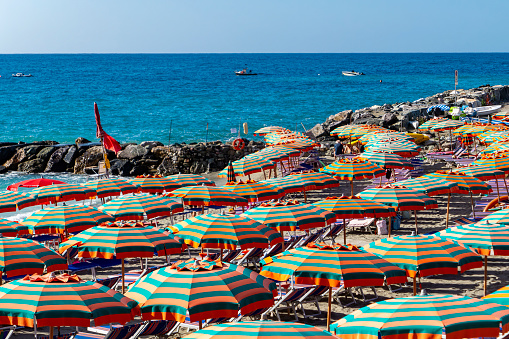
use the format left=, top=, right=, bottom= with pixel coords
left=414, top=210, right=418, bottom=234
left=469, top=191, right=476, bottom=218
left=199, top=320, right=202, bottom=330
left=121, top=258, right=125, bottom=294
left=388, top=217, right=392, bottom=238
left=496, top=178, right=501, bottom=200
left=484, top=255, right=488, bottom=297
left=282, top=231, right=285, bottom=251
left=413, top=276, right=417, bottom=296
left=504, top=178, right=509, bottom=195
left=343, top=219, right=346, bottom=244
left=49, top=326, right=54, bottom=339
left=263, top=170, right=267, bottom=180
left=303, top=191, right=307, bottom=203
left=446, top=193, right=451, bottom=228
left=350, top=181, right=353, bottom=196
left=327, top=287, right=332, bottom=332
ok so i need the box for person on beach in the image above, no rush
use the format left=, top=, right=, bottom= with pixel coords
left=334, top=140, right=344, bottom=160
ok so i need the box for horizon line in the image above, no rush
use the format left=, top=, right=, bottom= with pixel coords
left=1, top=52, right=508, bottom=55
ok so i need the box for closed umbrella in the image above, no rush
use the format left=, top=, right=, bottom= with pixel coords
left=226, top=160, right=236, bottom=183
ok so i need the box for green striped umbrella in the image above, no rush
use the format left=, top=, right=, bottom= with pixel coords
left=357, top=151, right=414, bottom=169
left=358, top=184, right=438, bottom=236
left=478, top=131, right=509, bottom=144
left=21, top=205, right=114, bottom=235
left=418, top=117, right=447, bottom=130
left=166, top=174, right=216, bottom=187
left=483, top=284, right=509, bottom=307
left=438, top=221, right=509, bottom=295
left=253, top=126, right=290, bottom=136
left=218, top=157, right=275, bottom=179
left=226, top=160, right=236, bottom=183
left=362, top=233, right=483, bottom=295
left=82, top=177, right=139, bottom=199
left=473, top=152, right=509, bottom=173
left=129, top=176, right=182, bottom=194
left=452, top=164, right=505, bottom=198
left=0, top=237, right=67, bottom=280
left=125, top=258, right=276, bottom=324
left=0, top=219, right=29, bottom=236
left=320, top=158, right=384, bottom=195
left=358, top=131, right=413, bottom=145
left=168, top=214, right=283, bottom=250
left=0, top=273, right=138, bottom=335
left=460, top=124, right=508, bottom=137
left=482, top=208, right=509, bottom=225
left=479, top=142, right=509, bottom=155
left=98, top=194, right=183, bottom=220
left=331, top=293, right=509, bottom=339
left=0, top=191, right=36, bottom=212
left=261, top=176, right=318, bottom=195
left=284, top=171, right=339, bottom=202
left=183, top=321, right=338, bottom=339
left=363, top=144, right=420, bottom=158
left=167, top=186, right=248, bottom=207
left=223, top=180, right=284, bottom=202
left=260, top=243, right=407, bottom=330
left=242, top=200, right=337, bottom=232
left=30, top=184, right=96, bottom=205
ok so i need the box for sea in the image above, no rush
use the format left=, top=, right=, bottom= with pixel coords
left=1, top=53, right=509, bottom=218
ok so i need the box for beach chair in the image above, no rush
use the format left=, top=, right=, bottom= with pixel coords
left=320, top=222, right=345, bottom=243
left=95, top=276, right=120, bottom=289
left=236, top=307, right=271, bottom=322
left=296, top=285, right=329, bottom=318
left=259, top=243, right=283, bottom=262
left=65, top=260, right=100, bottom=280
left=0, top=325, right=18, bottom=339
left=452, top=216, right=483, bottom=226
left=347, top=218, right=375, bottom=234
left=262, top=285, right=314, bottom=321
left=76, top=323, right=142, bottom=339
left=221, top=249, right=242, bottom=263
left=39, top=332, right=76, bottom=339
left=134, top=320, right=179, bottom=338
left=234, top=247, right=265, bottom=267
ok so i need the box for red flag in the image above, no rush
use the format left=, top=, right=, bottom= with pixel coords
left=94, top=102, right=121, bottom=154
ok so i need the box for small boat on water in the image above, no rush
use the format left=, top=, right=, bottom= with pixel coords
left=473, top=105, right=502, bottom=117
left=235, top=67, right=257, bottom=76
left=12, top=73, right=32, bottom=77
left=342, top=71, right=365, bottom=76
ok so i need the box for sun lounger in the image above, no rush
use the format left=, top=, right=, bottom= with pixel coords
left=347, top=218, right=375, bottom=234
left=262, top=285, right=314, bottom=321
left=39, top=332, right=75, bottom=339
left=0, top=325, right=19, bottom=339
left=234, top=247, right=265, bottom=267
left=134, top=320, right=179, bottom=338
left=296, top=285, right=329, bottom=318
left=77, top=323, right=141, bottom=339
left=452, top=216, right=483, bottom=225
left=221, top=249, right=242, bottom=262
left=321, top=222, right=345, bottom=243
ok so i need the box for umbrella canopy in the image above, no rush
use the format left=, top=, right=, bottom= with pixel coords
left=223, top=180, right=285, bottom=202
left=312, top=196, right=396, bottom=219
left=429, top=119, right=465, bottom=131
left=357, top=184, right=438, bottom=211
left=168, top=214, right=283, bottom=250
left=218, top=157, right=275, bottom=179
left=320, top=158, right=384, bottom=195
left=478, top=131, right=509, bottom=144
left=350, top=126, right=385, bottom=140
left=166, top=174, right=216, bottom=187
left=472, top=153, right=509, bottom=173
left=363, top=144, right=420, bottom=158
left=271, top=139, right=317, bottom=151
left=167, top=186, right=248, bottom=207
left=30, top=184, right=95, bottom=204
left=226, top=161, right=236, bottom=183
left=331, top=125, right=360, bottom=138
left=358, top=131, right=413, bottom=145
left=0, top=237, right=67, bottom=279
left=253, top=126, right=290, bottom=136
left=248, top=147, right=299, bottom=162
left=21, top=205, right=114, bottom=235
left=0, top=219, right=28, bottom=236
left=82, top=177, right=139, bottom=199
left=285, top=171, right=339, bottom=190
left=125, top=258, right=276, bottom=323
left=98, top=194, right=183, bottom=220
left=0, top=191, right=36, bottom=212
left=452, top=165, right=505, bottom=181
left=7, top=178, right=67, bottom=192
left=396, top=177, right=460, bottom=197
left=242, top=200, right=337, bottom=232
left=356, top=151, right=414, bottom=169
left=0, top=273, right=138, bottom=328
left=129, top=176, right=182, bottom=194
left=183, top=321, right=338, bottom=339
left=331, top=293, right=509, bottom=339
left=424, top=171, right=492, bottom=194
left=483, top=284, right=509, bottom=306
left=261, top=176, right=317, bottom=194
left=480, top=142, right=509, bottom=155
left=482, top=208, right=509, bottom=225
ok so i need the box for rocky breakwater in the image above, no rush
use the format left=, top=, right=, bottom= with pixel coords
left=0, top=138, right=264, bottom=176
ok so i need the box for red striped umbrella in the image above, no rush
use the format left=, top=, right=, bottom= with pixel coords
left=167, top=186, right=248, bottom=207
left=129, top=175, right=182, bottom=194
left=0, top=219, right=28, bottom=236
left=7, top=178, right=67, bottom=192
left=223, top=180, right=284, bottom=202
left=168, top=213, right=283, bottom=250
left=362, top=233, right=483, bottom=295
left=125, top=258, right=276, bottom=325
left=30, top=184, right=95, bottom=205
left=0, top=191, right=36, bottom=212
left=358, top=184, right=438, bottom=236
left=218, top=157, right=275, bottom=179
left=253, top=126, right=290, bottom=136
left=166, top=174, right=216, bottom=187
left=0, top=273, right=138, bottom=337
left=82, top=177, right=139, bottom=198
left=453, top=164, right=506, bottom=198
left=320, top=158, right=384, bottom=195
left=226, top=160, right=236, bottom=183
left=98, top=194, right=183, bottom=220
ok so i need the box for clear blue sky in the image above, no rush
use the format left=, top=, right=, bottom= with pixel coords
left=1, top=0, right=507, bottom=53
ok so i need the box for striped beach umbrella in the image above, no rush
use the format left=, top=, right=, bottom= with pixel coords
left=0, top=191, right=36, bottom=212
left=452, top=164, right=505, bottom=198
left=364, top=144, right=420, bottom=158
left=129, top=176, right=182, bottom=194
left=262, top=176, right=318, bottom=195
left=264, top=132, right=306, bottom=145
left=30, top=184, right=95, bottom=205
left=223, top=180, right=284, bottom=202
left=167, top=186, right=248, bottom=207
left=479, top=141, right=509, bottom=155
left=357, top=151, right=414, bottom=169
left=320, top=158, right=384, bottom=195
left=218, top=157, right=275, bottom=179
left=482, top=208, right=509, bottom=225
left=250, top=147, right=300, bottom=161
left=0, top=273, right=138, bottom=336
left=473, top=152, right=509, bottom=173
left=483, top=284, right=509, bottom=307
left=226, top=160, right=236, bottom=183
left=358, top=131, right=412, bottom=145
left=358, top=184, right=438, bottom=236
left=0, top=219, right=28, bottom=236
left=429, top=119, right=465, bottom=131
left=260, top=243, right=407, bottom=330
left=168, top=214, right=283, bottom=251
left=253, top=126, right=290, bottom=136
left=98, top=194, right=183, bottom=220
left=6, top=178, right=67, bottom=192
left=362, top=233, right=483, bottom=295
left=418, top=117, right=447, bottom=131
left=242, top=200, right=337, bottom=232
left=478, top=131, right=509, bottom=144
left=331, top=293, right=509, bottom=339
left=285, top=171, right=339, bottom=202
left=0, top=237, right=67, bottom=280
left=166, top=174, right=216, bottom=187
left=350, top=126, right=385, bottom=140
left=397, top=177, right=459, bottom=197
left=460, top=124, right=508, bottom=137
left=183, top=321, right=338, bottom=339
left=271, top=138, right=317, bottom=151
left=82, top=177, right=139, bottom=199
left=125, top=258, right=276, bottom=324
left=21, top=205, right=114, bottom=235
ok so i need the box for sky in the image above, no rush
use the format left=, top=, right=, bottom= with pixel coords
left=1, top=0, right=508, bottom=54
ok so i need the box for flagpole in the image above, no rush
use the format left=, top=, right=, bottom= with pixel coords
left=169, top=119, right=173, bottom=145
left=205, top=122, right=209, bottom=144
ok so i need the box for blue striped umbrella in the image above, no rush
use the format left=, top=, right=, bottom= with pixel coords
left=427, top=104, right=450, bottom=113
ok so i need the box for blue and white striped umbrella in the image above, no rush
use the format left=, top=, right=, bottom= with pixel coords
left=427, top=105, right=450, bottom=113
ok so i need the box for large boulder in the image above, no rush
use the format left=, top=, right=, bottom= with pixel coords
left=44, top=146, right=70, bottom=172
left=63, top=146, right=78, bottom=171
left=306, top=123, right=328, bottom=140
left=0, top=146, right=21, bottom=165
left=73, top=146, right=103, bottom=174
left=109, top=159, right=134, bottom=176
left=36, top=147, right=56, bottom=163
left=75, top=137, right=91, bottom=145
left=151, top=146, right=171, bottom=160
left=18, top=159, right=46, bottom=173
left=3, top=147, right=32, bottom=170
left=24, top=145, right=44, bottom=160
left=381, top=112, right=399, bottom=127
left=140, top=141, right=164, bottom=152
left=117, top=145, right=148, bottom=159
left=157, top=156, right=178, bottom=176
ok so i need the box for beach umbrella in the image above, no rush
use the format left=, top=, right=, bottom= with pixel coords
left=472, top=152, right=509, bottom=195
left=264, top=132, right=307, bottom=145
left=249, top=147, right=301, bottom=176
left=362, top=233, right=483, bottom=295
left=253, top=126, right=290, bottom=136
left=364, top=144, right=420, bottom=157
left=6, top=177, right=67, bottom=192
left=365, top=138, right=419, bottom=150
left=452, top=164, right=505, bottom=198
left=284, top=171, right=339, bottom=202
left=357, top=184, right=438, bottom=236
left=167, top=185, right=248, bottom=208
left=418, top=117, right=447, bottom=131
left=479, top=141, right=509, bottom=155
left=483, top=284, right=509, bottom=306
left=478, top=131, right=509, bottom=144
left=438, top=221, right=509, bottom=295
left=430, top=119, right=465, bottom=149
left=0, top=191, right=36, bottom=212
left=330, top=125, right=359, bottom=137
left=261, top=175, right=318, bottom=195
left=167, top=213, right=283, bottom=251
left=218, top=156, right=275, bottom=180
left=271, top=138, right=317, bottom=151
left=98, top=194, right=183, bottom=220
left=481, top=208, right=509, bottom=225
left=358, top=131, right=412, bottom=145
left=0, top=273, right=139, bottom=338
left=226, top=160, right=236, bottom=183
left=0, top=219, right=28, bottom=236
left=320, top=158, right=384, bottom=195
left=166, top=174, right=216, bottom=187
left=349, top=126, right=385, bottom=140
left=356, top=151, right=414, bottom=174
left=0, top=237, right=67, bottom=282
left=223, top=180, right=284, bottom=202
left=183, top=321, right=338, bottom=339
left=331, top=293, right=509, bottom=339
left=125, top=257, right=277, bottom=327
left=129, top=175, right=182, bottom=194
left=59, top=221, right=186, bottom=293
left=30, top=184, right=95, bottom=205
left=426, top=105, right=450, bottom=114
left=260, top=243, right=407, bottom=330
left=82, top=177, right=139, bottom=199
left=21, top=204, right=114, bottom=235
left=312, top=196, right=396, bottom=244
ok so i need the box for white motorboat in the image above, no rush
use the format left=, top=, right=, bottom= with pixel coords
left=235, top=67, right=257, bottom=76
left=342, top=71, right=365, bottom=76
left=473, top=105, right=502, bottom=116
left=12, top=73, right=32, bottom=77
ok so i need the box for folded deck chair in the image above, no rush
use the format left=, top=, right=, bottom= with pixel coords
left=221, top=249, right=242, bottom=263
left=320, top=222, right=345, bottom=243
left=235, top=247, right=266, bottom=267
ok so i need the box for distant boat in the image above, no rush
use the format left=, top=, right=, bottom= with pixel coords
left=235, top=67, right=257, bottom=76
left=12, top=73, right=32, bottom=77
left=342, top=71, right=365, bottom=76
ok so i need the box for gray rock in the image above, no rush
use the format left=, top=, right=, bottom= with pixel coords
left=130, top=164, right=148, bottom=176
left=3, top=148, right=29, bottom=170
left=381, top=112, right=399, bottom=127
left=109, top=159, right=133, bottom=176
left=0, top=166, right=7, bottom=174
left=157, top=156, right=178, bottom=176
left=117, top=145, right=148, bottom=159
left=24, top=146, right=44, bottom=159
left=140, top=141, right=164, bottom=151
left=74, top=146, right=103, bottom=174
left=36, top=147, right=56, bottom=163
left=63, top=146, right=77, bottom=164
left=306, top=123, right=328, bottom=140
left=0, top=146, right=20, bottom=165
left=18, top=159, right=46, bottom=173
left=44, top=146, right=70, bottom=172
left=75, top=137, right=91, bottom=145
